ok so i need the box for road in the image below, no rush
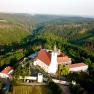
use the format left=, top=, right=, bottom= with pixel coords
left=59, top=85, right=72, bottom=94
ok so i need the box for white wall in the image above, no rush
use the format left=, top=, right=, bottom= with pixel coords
left=69, top=65, right=88, bottom=72
left=0, top=73, right=9, bottom=78
left=37, top=73, right=43, bottom=83
left=34, top=59, right=48, bottom=72
left=19, top=76, right=37, bottom=80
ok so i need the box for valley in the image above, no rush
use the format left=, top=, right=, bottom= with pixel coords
left=0, top=13, right=94, bottom=94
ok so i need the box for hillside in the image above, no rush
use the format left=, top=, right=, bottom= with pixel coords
left=0, top=13, right=94, bottom=94
left=0, top=13, right=94, bottom=67
left=0, top=13, right=33, bottom=66
left=32, top=16, right=94, bottom=52
left=0, top=13, right=35, bottom=25
left=0, top=13, right=34, bottom=45
left=37, top=22, right=94, bottom=42
left=0, top=22, right=31, bottom=45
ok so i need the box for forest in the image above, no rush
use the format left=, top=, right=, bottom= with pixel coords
left=0, top=13, right=94, bottom=68
left=0, top=13, right=94, bottom=94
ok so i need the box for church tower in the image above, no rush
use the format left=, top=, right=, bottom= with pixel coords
left=48, top=45, right=58, bottom=74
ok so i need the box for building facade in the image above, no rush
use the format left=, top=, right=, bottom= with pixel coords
left=33, top=48, right=72, bottom=74
left=0, top=66, right=13, bottom=78
left=33, top=47, right=88, bottom=74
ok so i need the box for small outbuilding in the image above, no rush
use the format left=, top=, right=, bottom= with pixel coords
left=67, top=63, right=88, bottom=72
left=0, top=66, right=13, bottom=78
left=37, top=73, right=43, bottom=83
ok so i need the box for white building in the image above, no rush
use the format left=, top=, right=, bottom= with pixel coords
left=37, top=73, right=43, bottom=83
left=67, top=63, right=88, bottom=72
left=33, top=48, right=72, bottom=74
left=33, top=48, right=88, bottom=74
left=0, top=66, right=13, bottom=78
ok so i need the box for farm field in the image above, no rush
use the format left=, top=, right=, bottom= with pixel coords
left=8, top=85, right=54, bottom=94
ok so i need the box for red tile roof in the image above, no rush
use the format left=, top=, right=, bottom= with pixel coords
left=35, top=49, right=71, bottom=65
left=57, top=55, right=70, bottom=64
left=36, top=49, right=51, bottom=65
left=67, top=63, right=88, bottom=68
left=1, top=66, right=13, bottom=74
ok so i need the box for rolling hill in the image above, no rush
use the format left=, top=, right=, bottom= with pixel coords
left=0, top=13, right=94, bottom=67
left=31, top=15, right=94, bottom=51
left=0, top=13, right=93, bottom=50
left=0, top=13, right=35, bottom=45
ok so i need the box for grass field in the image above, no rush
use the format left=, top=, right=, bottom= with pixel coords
left=8, top=85, right=54, bottom=94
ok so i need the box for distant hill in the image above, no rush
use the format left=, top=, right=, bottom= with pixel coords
left=31, top=14, right=94, bottom=51
left=0, top=13, right=94, bottom=49
left=0, top=13, right=35, bottom=25
left=33, top=14, right=94, bottom=24
left=0, top=13, right=33, bottom=45
left=0, top=13, right=94, bottom=67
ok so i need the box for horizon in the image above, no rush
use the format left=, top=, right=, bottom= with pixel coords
left=0, top=12, right=94, bottom=19
left=0, top=0, right=94, bottom=17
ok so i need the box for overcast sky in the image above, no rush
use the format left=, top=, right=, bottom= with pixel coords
left=0, top=0, right=94, bottom=17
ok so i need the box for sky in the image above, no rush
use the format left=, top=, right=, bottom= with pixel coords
left=0, top=0, right=94, bottom=17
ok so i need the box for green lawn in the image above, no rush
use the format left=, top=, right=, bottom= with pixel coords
left=8, top=85, right=54, bottom=94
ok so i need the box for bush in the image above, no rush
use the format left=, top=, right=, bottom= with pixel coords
left=69, top=84, right=84, bottom=94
